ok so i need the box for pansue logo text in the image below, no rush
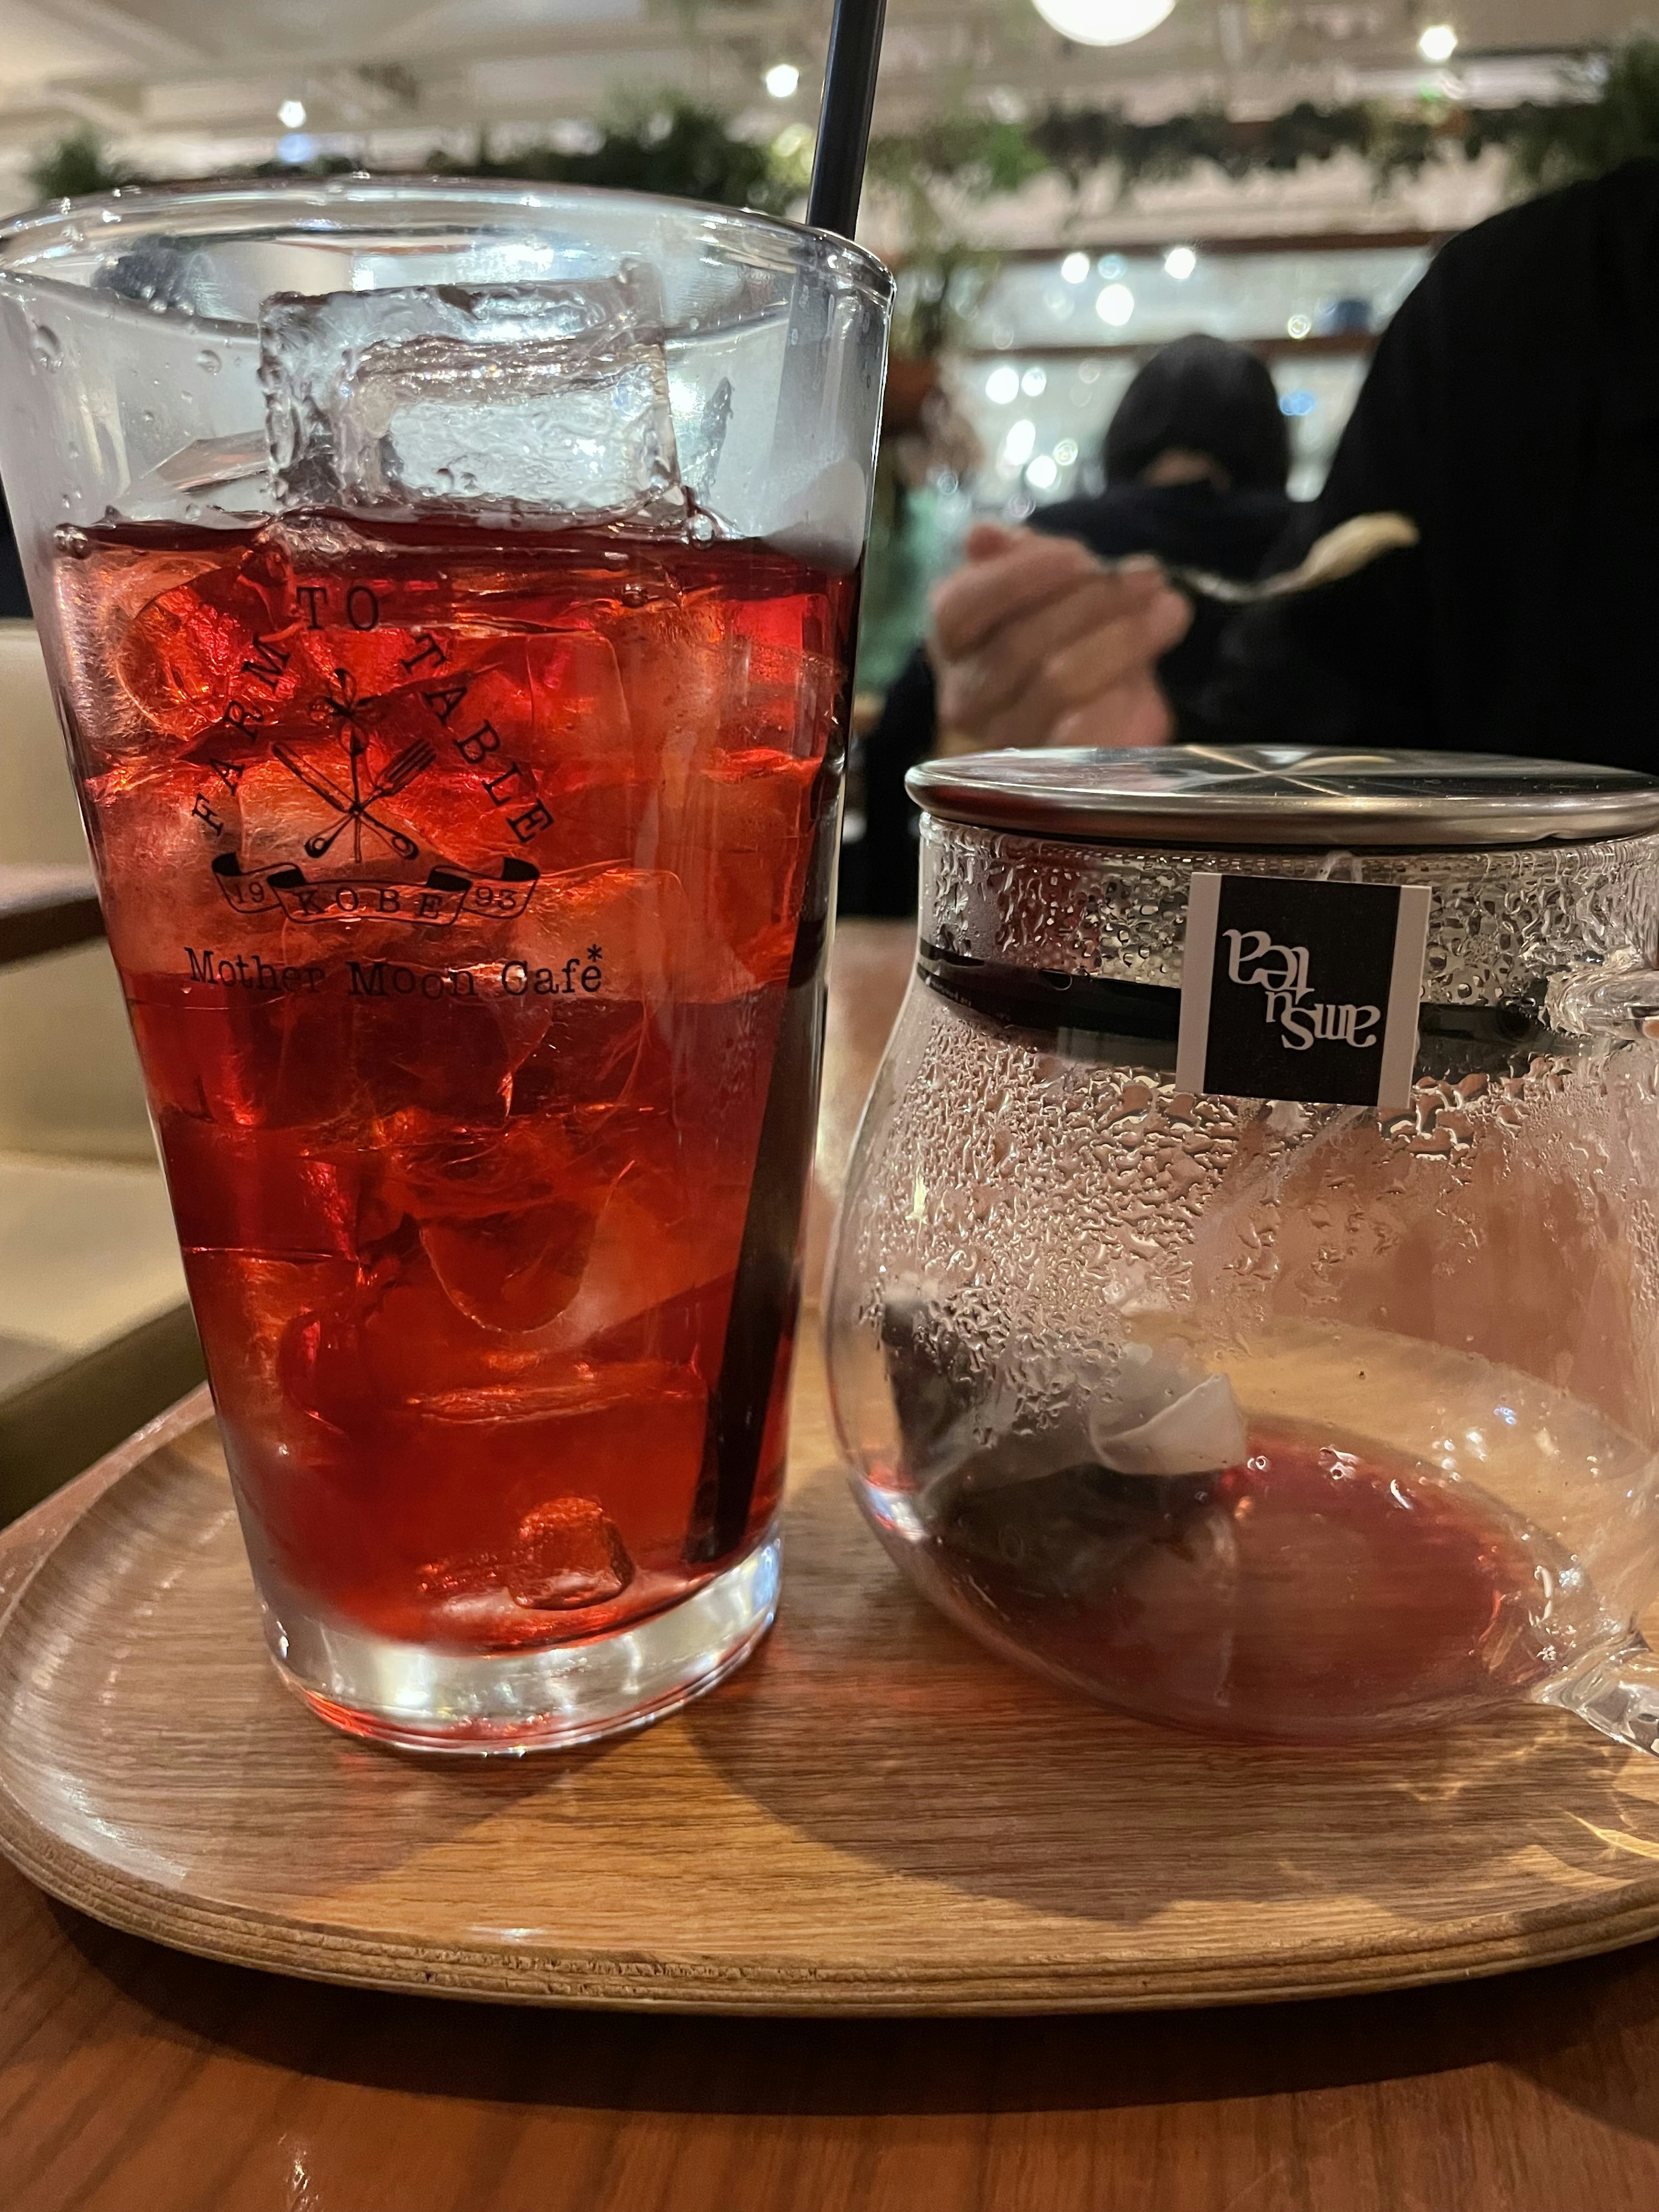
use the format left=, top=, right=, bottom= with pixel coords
left=1223, top=929, right=1380, bottom=1053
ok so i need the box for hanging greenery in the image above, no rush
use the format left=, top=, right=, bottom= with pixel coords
left=865, top=116, right=1049, bottom=247
left=426, top=104, right=794, bottom=216
left=888, top=242, right=1002, bottom=359
left=864, top=36, right=1659, bottom=220
left=26, top=125, right=140, bottom=202
left=23, top=102, right=792, bottom=216
left=1460, top=39, right=1659, bottom=194
left=23, top=39, right=1659, bottom=232
left=1014, top=100, right=1444, bottom=194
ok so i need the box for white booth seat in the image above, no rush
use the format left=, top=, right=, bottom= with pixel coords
left=0, top=619, right=201, bottom=1516
left=0, top=618, right=156, bottom=1160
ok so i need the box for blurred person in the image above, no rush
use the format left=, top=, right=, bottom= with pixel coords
left=1023, top=333, right=1293, bottom=733
left=930, top=159, right=1659, bottom=770
left=842, top=335, right=1294, bottom=915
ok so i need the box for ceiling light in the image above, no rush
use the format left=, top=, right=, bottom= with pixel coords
left=1030, top=0, right=1174, bottom=48
left=1026, top=454, right=1060, bottom=491
left=985, top=365, right=1020, bottom=404
left=1021, top=366, right=1047, bottom=395
left=1287, top=313, right=1313, bottom=339
left=764, top=62, right=800, bottom=98
left=1417, top=23, right=1457, bottom=63
left=1061, top=251, right=1091, bottom=284
left=1163, top=245, right=1198, bottom=280
left=278, top=98, right=307, bottom=130
left=1096, top=283, right=1135, bottom=328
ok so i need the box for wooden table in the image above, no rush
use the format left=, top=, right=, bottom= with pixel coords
left=6, top=919, right=1659, bottom=2211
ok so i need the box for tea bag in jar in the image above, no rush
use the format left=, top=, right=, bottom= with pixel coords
left=879, top=1282, right=1247, bottom=1497
left=1087, top=1344, right=1248, bottom=1477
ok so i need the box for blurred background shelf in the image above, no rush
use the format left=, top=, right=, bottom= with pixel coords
left=0, top=619, right=203, bottom=1521
left=0, top=863, right=101, bottom=968
left=0, top=1153, right=199, bottom=1520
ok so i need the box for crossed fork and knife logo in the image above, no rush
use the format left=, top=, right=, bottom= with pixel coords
left=272, top=670, right=434, bottom=864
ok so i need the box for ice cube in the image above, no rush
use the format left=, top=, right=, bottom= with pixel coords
left=674, top=374, right=732, bottom=505
left=506, top=1497, right=633, bottom=1611
left=420, top=1196, right=610, bottom=1333
left=111, top=430, right=270, bottom=524
left=763, top=456, right=868, bottom=575
left=94, top=236, right=235, bottom=317
left=261, top=270, right=685, bottom=527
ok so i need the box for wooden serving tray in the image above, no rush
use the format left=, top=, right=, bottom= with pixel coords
left=3, top=1342, right=1659, bottom=2015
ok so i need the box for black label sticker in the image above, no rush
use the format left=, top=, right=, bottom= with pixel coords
left=1176, top=873, right=1432, bottom=1112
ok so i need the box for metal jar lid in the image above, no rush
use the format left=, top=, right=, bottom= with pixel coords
left=905, top=745, right=1659, bottom=849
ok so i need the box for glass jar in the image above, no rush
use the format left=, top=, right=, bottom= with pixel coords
left=827, top=747, right=1659, bottom=1751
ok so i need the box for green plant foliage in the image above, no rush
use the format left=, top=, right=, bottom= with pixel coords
left=428, top=101, right=793, bottom=214
left=23, top=38, right=1659, bottom=233
left=868, top=114, right=1049, bottom=203
left=1015, top=97, right=1461, bottom=197
left=22, top=99, right=790, bottom=216
left=1464, top=38, right=1659, bottom=193
left=867, top=114, right=1049, bottom=250
left=888, top=242, right=1001, bottom=360
left=863, top=41, right=1659, bottom=214
left=25, top=125, right=137, bottom=203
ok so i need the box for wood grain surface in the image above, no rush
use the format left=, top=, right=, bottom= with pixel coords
left=4, top=1872, right=1659, bottom=2212
left=14, top=1301, right=1659, bottom=2011
left=3, top=922, right=1659, bottom=2205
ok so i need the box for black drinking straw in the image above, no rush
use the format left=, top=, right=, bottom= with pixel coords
left=686, top=0, right=887, bottom=1567
left=688, top=791, right=839, bottom=1567
left=807, top=0, right=890, bottom=237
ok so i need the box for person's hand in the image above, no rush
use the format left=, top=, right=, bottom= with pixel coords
left=928, top=522, right=1192, bottom=751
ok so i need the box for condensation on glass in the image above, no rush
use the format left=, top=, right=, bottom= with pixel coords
left=828, top=746, right=1659, bottom=1751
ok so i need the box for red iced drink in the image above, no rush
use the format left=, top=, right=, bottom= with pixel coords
left=54, top=511, right=856, bottom=1660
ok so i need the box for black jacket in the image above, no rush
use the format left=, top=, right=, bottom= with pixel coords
left=1210, top=159, right=1659, bottom=769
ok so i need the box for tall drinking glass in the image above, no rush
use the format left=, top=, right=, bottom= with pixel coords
left=0, top=180, right=889, bottom=1751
